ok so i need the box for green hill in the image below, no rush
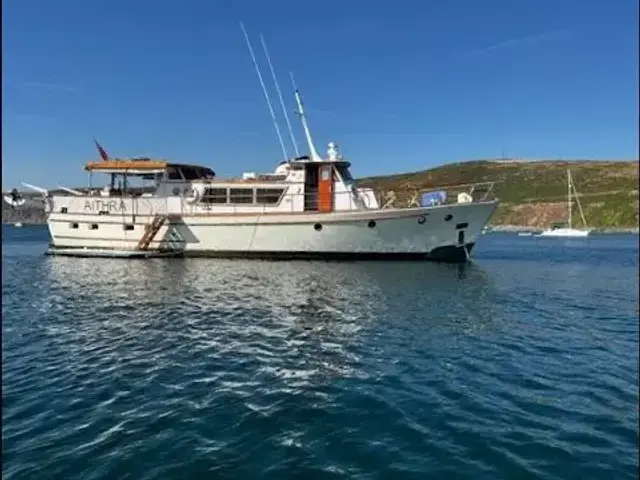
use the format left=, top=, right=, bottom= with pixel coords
left=3, top=159, right=639, bottom=228
left=358, top=159, right=639, bottom=229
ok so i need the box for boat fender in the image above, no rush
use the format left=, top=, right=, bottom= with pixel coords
left=183, top=187, right=201, bottom=204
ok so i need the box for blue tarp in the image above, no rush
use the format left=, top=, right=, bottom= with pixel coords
left=420, top=191, right=447, bottom=207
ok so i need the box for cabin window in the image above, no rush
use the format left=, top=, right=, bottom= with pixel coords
left=181, top=166, right=201, bottom=180
left=201, top=187, right=228, bottom=204
left=259, top=174, right=287, bottom=181
left=61, top=207, right=68, bottom=213
left=167, top=167, right=183, bottom=180
left=123, top=224, right=135, bottom=231
left=335, top=164, right=354, bottom=182
left=229, top=188, right=254, bottom=204
left=256, top=188, right=285, bottom=204
left=69, top=222, right=79, bottom=229
left=89, top=223, right=99, bottom=230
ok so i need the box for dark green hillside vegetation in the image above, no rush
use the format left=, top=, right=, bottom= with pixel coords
left=358, top=160, right=639, bottom=228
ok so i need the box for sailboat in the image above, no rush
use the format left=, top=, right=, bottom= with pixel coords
left=538, top=168, right=591, bottom=237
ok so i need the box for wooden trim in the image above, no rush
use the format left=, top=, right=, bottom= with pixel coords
left=85, top=160, right=169, bottom=171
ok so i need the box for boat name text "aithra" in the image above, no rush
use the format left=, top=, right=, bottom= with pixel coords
left=84, top=200, right=127, bottom=213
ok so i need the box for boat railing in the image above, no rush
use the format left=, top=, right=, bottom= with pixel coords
left=173, top=180, right=498, bottom=214
left=413, top=181, right=498, bottom=204
left=49, top=181, right=498, bottom=216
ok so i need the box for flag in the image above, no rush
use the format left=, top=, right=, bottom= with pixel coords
left=93, top=137, right=109, bottom=161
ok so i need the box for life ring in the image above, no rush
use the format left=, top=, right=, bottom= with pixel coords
left=183, top=186, right=200, bottom=204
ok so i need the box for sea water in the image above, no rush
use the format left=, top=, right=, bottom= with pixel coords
left=2, top=225, right=638, bottom=479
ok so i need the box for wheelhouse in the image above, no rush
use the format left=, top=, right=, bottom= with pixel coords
left=84, top=158, right=216, bottom=197
left=78, top=144, right=377, bottom=213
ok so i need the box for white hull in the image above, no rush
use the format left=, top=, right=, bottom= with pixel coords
left=537, top=228, right=590, bottom=237
left=4, top=196, right=25, bottom=207
left=46, top=200, right=497, bottom=262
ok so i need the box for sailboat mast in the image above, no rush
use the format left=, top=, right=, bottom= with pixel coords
left=567, top=168, right=572, bottom=228
left=570, top=171, right=589, bottom=228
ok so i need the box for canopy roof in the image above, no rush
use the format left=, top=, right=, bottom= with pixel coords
left=84, top=158, right=215, bottom=176
left=85, top=158, right=167, bottom=173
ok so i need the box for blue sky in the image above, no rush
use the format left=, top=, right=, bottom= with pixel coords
left=2, top=0, right=638, bottom=188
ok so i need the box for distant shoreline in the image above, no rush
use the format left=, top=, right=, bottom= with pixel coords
left=487, top=225, right=639, bottom=234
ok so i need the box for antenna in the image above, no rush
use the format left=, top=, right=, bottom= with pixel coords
left=259, top=33, right=299, bottom=158
left=239, top=22, right=288, bottom=162
left=290, top=72, right=322, bottom=162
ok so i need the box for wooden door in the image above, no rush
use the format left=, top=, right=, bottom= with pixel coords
left=317, top=164, right=333, bottom=213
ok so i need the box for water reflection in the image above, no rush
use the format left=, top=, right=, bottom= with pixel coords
left=4, top=231, right=638, bottom=480
left=39, top=258, right=496, bottom=388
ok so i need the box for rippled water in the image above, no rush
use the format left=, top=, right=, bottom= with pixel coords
left=2, top=225, right=638, bottom=479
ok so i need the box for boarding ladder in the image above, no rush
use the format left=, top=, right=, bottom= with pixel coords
left=137, top=214, right=168, bottom=251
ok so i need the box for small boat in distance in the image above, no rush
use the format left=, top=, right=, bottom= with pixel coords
left=14, top=222, right=23, bottom=228
left=538, top=169, right=591, bottom=237
left=3, top=189, right=26, bottom=208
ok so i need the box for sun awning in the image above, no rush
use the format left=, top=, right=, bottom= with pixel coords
left=85, top=159, right=168, bottom=174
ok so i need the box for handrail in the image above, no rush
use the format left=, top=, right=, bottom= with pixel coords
left=50, top=180, right=499, bottom=216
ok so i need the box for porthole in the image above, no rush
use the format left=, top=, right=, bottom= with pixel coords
left=444, top=214, right=453, bottom=222
left=172, top=187, right=180, bottom=195
left=89, top=223, right=99, bottom=230
left=69, top=222, right=79, bottom=229
left=314, top=223, right=323, bottom=231
left=417, top=215, right=426, bottom=225
left=367, top=220, right=376, bottom=229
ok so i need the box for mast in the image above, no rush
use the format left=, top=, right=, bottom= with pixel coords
left=570, top=170, right=589, bottom=228
left=290, top=72, right=322, bottom=162
left=259, top=33, right=299, bottom=157
left=239, top=22, right=288, bottom=162
left=567, top=168, right=572, bottom=228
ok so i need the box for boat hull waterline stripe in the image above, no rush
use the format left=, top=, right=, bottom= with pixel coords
left=46, top=243, right=476, bottom=263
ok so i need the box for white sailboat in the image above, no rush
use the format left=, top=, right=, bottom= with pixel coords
left=538, top=168, right=591, bottom=237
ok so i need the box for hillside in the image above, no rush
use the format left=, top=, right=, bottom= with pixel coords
left=359, top=159, right=639, bottom=228
left=3, top=160, right=639, bottom=228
